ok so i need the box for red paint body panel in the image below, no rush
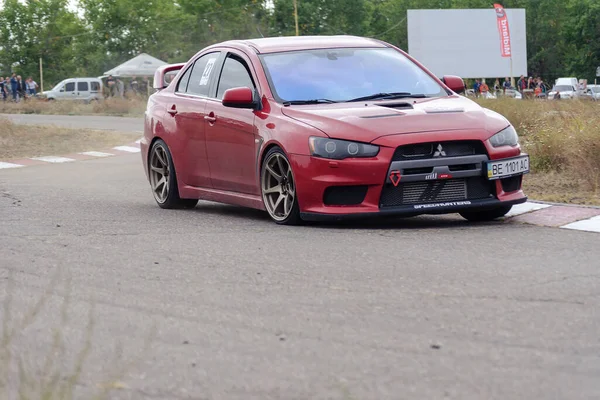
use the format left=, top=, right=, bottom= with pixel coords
left=141, top=35, right=528, bottom=220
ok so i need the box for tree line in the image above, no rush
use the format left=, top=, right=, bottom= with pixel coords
left=0, top=0, right=598, bottom=89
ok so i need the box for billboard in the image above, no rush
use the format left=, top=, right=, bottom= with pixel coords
left=407, top=8, right=527, bottom=79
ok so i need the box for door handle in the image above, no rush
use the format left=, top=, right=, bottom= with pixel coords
left=168, top=105, right=177, bottom=116
left=204, top=111, right=216, bottom=123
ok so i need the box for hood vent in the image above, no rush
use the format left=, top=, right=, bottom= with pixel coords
left=376, top=102, right=414, bottom=110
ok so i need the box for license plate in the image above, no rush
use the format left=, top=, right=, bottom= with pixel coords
left=486, top=155, right=530, bottom=180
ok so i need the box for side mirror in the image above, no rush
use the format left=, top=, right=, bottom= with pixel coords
left=222, top=87, right=259, bottom=109
left=442, top=75, right=465, bottom=94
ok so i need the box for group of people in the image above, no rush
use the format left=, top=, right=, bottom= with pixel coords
left=470, top=76, right=549, bottom=98
left=0, top=73, right=39, bottom=102
left=104, top=75, right=150, bottom=98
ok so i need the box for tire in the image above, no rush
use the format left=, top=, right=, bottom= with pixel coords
left=459, top=205, right=512, bottom=222
left=148, top=139, right=198, bottom=209
left=260, top=146, right=302, bottom=225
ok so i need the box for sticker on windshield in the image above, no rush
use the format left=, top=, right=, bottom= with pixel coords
left=199, top=58, right=216, bottom=86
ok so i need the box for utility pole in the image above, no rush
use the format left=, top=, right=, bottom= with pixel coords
left=293, top=0, right=299, bottom=36
left=39, top=56, right=44, bottom=92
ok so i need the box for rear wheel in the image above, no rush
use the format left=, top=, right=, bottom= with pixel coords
left=459, top=205, right=512, bottom=222
left=261, top=147, right=301, bottom=225
left=149, top=139, right=198, bottom=209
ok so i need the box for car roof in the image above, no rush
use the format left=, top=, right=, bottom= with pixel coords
left=218, top=35, right=388, bottom=54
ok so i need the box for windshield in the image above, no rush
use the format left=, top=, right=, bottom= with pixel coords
left=553, top=85, right=573, bottom=92
left=51, top=80, right=65, bottom=91
left=259, top=48, right=447, bottom=103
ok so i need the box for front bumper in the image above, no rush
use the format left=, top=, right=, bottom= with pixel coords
left=300, top=196, right=527, bottom=221
left=289, top=138, right=528, bottom=221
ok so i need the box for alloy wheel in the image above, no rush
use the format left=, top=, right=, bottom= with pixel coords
left=149, top=144, right=170, bottom=203
left=262, top=153, right=296, bottom=222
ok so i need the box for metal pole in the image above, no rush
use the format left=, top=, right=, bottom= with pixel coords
left=293, top=0, right=299, bottom=36
left=39, top=56, right=43, bottom=92
left=510, top=56, right=514, bottom=89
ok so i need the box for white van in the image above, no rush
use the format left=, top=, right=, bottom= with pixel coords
left=41, top=77, right=103, bottom=102
left=548, top=77, right=578, bottom=99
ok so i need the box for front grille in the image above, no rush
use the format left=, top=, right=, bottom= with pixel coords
left=323, top=185, right=368, bottom=206
left=392, top=140, right=487, bottom=161
left=380, top=177, right=494, bottom=207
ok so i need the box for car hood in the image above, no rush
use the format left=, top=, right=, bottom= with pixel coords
left=280, top=96, right=510, bottom=143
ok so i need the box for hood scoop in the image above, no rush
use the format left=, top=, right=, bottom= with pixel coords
left=360, top=102, right=413, bottom=119
left=376, top=102, right=414, bottom=110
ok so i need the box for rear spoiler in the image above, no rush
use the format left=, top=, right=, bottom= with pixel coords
left=153, top=63, right=186, bottom=90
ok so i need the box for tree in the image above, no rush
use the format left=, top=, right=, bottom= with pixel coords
left=0, top=0, right=82, bottom=88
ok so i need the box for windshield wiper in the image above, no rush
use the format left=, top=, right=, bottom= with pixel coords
left=283, top=99, right=338, bottom=106
left=346, top=92, right=427, bottom=102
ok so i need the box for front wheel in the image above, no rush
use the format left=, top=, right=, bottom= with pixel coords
left=459, top=205, right=512, bottom=222
left=148, top=139, right=198, bottom=209
left=261, top=147, right=301, bottom=225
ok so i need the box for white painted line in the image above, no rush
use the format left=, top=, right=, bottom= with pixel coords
left=79, top=151, right=114, bottom=157
left=506, top=201, right=553, bottom=217
left=30, top=156, right=75, bottom=163
left=0, top=161, right=24, bottom=169
left=560, top=215, right=600, bottom=233
left=113, top=146, right=141, bottom=153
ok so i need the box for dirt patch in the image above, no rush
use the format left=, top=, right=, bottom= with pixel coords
left=0, top=118, right=140, bottom=159
left=523, top=171, right=600, bottom=206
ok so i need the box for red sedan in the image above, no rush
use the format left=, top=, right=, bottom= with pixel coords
left=141, top=35, right=529, bottom=225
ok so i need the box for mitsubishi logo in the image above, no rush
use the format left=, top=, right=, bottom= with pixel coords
left=433, top=144, right=446, bottom=157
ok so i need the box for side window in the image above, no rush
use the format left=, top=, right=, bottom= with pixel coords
left=187, top=52, right=220, bottom=97
left=91, top=82, right=100, bottom=91
left=65, top=82, right=75, bottom=91
left=78, top=81, right=89, bottom=91
left=216, top=55, right=255, bottom=99
left=176, top=67, right=192, bottom=93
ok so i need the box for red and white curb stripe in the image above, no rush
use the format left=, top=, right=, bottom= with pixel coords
left=506, top=201, right=600, bottom=233
left=0, top=139, right=142, bottom=169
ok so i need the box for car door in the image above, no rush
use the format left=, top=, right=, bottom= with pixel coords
left=59, top=80, right=77, bottom=100
left=90, top=80, right=102, bottom=100
left=205, top=51, right=260, bottom=195
left=165, top=51, right=222, bottom=188
left=76, top=79, right=90, bottom=101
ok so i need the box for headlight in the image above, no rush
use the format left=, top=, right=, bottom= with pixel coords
left=489, top=125, right=519, bottom=147
left=308, top=137, right=379, bottom=159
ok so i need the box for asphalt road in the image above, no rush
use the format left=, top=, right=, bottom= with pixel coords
left=1, top=113, right=144, bottom=133
left=1, top=117, right=599, bottom=399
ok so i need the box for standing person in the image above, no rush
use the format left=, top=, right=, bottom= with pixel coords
left=10, top=73, right=18, bottom=101
left=26, top=77, right=38, bottom=96
left=17, top=75, right=27, bottom=101
left=502, top=77, right=511, bottom=94
left=116, top=78, right=124, bottom=98
left=106, top=75, right=115, bottom=97
left=0, top=77, right=6, bottom=101
left=517, top=75, right=526, bottom=93
left=472, top=79, right=481, bottom=97
left=479, top=79, right=489, bottom=97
